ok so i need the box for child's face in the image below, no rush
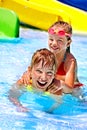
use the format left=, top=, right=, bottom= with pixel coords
left=48, top=33, right=68, bottom=54
left=31, top=60, right=55, bottom=91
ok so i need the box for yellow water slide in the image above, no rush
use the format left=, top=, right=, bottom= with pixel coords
left=0, top=0, right=87, bottom=34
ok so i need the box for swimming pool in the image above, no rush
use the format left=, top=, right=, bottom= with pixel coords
left=0, top=28, right=87, bottom=130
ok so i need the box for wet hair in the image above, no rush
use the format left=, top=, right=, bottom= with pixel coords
left=31, top=48, right=56, bottom=71
left=49, top=21, right=72, bottom=35
left=49, top=21, right=72, bottom=52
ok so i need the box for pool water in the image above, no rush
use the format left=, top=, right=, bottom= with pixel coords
left=0, top=28, right=87, bottom=130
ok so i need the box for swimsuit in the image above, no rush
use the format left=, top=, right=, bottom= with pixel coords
left=56, top=53, right=83, bottom=88
left=56, top=61, right=66, bottom=75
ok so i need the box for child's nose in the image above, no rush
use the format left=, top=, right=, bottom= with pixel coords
left=41, top=72, right=47, bottom=80
left=53, top=40, right=58, bottom=46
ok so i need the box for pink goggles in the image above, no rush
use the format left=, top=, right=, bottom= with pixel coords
left=48, top=28, right=71, bottom=37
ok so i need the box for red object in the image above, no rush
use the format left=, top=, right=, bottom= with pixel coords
left=56, top=62, right=84, bottom=88
left=48, top=28, right=71, bottom=37
left=56, top=62, right=66, bottom=75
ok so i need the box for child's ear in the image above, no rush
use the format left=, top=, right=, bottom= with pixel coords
left=28, top=66, right=31, bottom=72
left=67, top=39, right=72, bottom=47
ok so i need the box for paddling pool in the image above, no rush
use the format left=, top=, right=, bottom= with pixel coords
left=0, top=28, right=87, bottom=130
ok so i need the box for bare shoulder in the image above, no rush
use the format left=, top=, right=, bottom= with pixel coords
left=64, top=52, right=77, bottom=71
left=65, top=52, right=77, bottom=65
left=66, top=52, right=76, bottom=60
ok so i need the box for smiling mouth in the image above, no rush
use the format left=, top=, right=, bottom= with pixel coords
left=51, top=47, right=59, bottom=50
left=37, top=81, right=47, bottom=88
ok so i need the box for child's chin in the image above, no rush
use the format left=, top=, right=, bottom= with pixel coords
left=37, top=85, right=46, bottom=91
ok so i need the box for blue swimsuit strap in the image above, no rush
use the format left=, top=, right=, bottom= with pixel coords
left=62, top=51, right=67, bottom=62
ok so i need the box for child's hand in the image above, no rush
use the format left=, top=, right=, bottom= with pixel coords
left=16, top=105, right=29, bottom=112
left=48, top=85, right=62, bottom=95
left=48, top=79, right=63, bottom=95
left=9, top=97, right=29, bottom=112
left=22, top=71, right=31, bottom=85
left=17, top=71, right=31, bottom=85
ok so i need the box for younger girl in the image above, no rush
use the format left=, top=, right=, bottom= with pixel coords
left=48, top=21, right=83, bottom=89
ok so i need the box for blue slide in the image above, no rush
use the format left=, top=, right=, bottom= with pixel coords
left=58, top=0, right=87, bottom=11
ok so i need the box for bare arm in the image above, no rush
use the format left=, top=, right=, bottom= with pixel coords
left=47, top=95, right=62, bottom=113
left=56, top=59, right=77, bottom=88
left=8, top=66, right=31, bottom=112
left=55, top=53, right=78, bottom=88
left=17, top=66, right=31, bottom=85
left=8, top=83, right=29, bottom=112
left=61, top=80, right=73, bottom=93
left=47, top=79, right=63, bottom=95
left=65, top=59, right=76, bottom=88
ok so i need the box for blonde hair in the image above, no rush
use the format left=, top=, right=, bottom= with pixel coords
left=49, top=21, right=72, bottom=35
left=49, top=21, right=72, bottom=53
